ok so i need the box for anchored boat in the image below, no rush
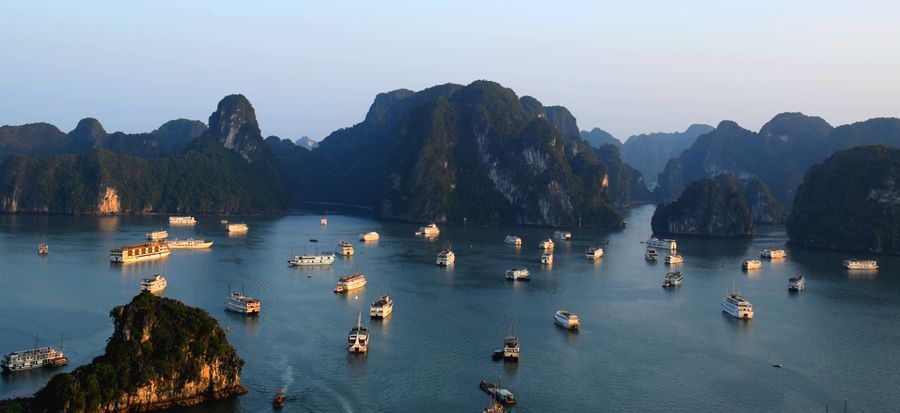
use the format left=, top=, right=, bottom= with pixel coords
left=110, top=241, right=171, bottom=263
left=140, top=274, right=167, bottom=293
left=554, top=310, right=580, bottom=330
left=348, top=313, right=369, bottom=353
left=334, top=273, right=367, bottom=293
left=167, top=239, right=213, bottom=249
left=288, top=252, right=335, bottom=266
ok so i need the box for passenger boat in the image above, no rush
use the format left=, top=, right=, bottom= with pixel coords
left=843, top=259, right=878, bottom=270
left=334, top=273, right=367, bottom=293
left=552, top=230, right=572, bottom=241
left=541, top=251, right=553, bottom=265
left=554, top=310, right=580, bottom=330
left=168, top=216, right=197, bottom=225
left=369, top=293, right=393, bottom=318
left=760, top=248, right=786, bottom=259
left=436, top=250, right=455, bottom=266
left=225, top=290, right=261, bottom=314
left=665, top=254, right=684, bottom=265
left=226, top=223, right=249, bottom=233
left=288, top=252, right=335, bottom=266
left=788, top=275, right=806, bottom=291
left=1, top=336, right=68, bottom=373
left=505, top=267, right=530, bottom=281
left=140, top=274, right=167, bottom=293
left=502, top=324, right=520, bottom=361
left=360, top=231, right=380, bottom=242
left=504, top=235, right=522, bottom=246
left=348, top=313, right=369, bottom=353
left=742, top=259, right=762, bottom=270
left=110, top=241, right=171, bottom=263
left=320, top=216, right=328, bottom=226
left=645, top=247, right=659, bottom=262
left=585, top=246, right=603, bottom=260
left=335, top=240, right=355, bottom=256
left=220, top=219, right=229, bottom=224
left=479, top=380, right=517, bottom=406
left=38, top=243, right=49, bottom=255
left=415, top=223, right=440, bottom=237
left=166, top=239, right=213, bottom=249
left=661, top=271, right=683, bottom=288
left=538, top=238, right=555, bottom=250
left=647, top=237, right=677, bottom=251
left=722, top=291, right=754, bottom=319
left=147, top=230, right=169, bottom=241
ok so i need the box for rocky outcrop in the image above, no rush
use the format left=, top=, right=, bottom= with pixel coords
left=580, top=128, right=621, bottom=149
left=96, top=186, right=121, bottom=214
left=207, top=94, right=266, bottom=162
left=69, top=118, right=108, bottom=150
left=651, top=174, right=753, bottom=237
left=742, top=179, right=785, bottom=224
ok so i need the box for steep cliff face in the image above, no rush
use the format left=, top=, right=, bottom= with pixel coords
left=207, top=94, right=267, bottom=162
left=594, top=144, right=652, bottom=208
left=651, top=174, right=753, bottom=237
left=742, top=178, right=785, bottom=224
left=27, top=292, right=244, bottom=412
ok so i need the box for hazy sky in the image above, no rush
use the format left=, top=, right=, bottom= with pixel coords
left=2, top=1, right=899, bottom=142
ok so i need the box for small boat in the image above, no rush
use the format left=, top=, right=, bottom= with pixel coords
left=504, top=235, right=522, bottom=246
left=226, top=223, right=249, bottom=233
left=538, top=238, right=555, bottom=250
left=552, top=230, right=572, bottom=241
left=38, top=243, right=49, bottom=255
left=360, top=231, right=380, bottom=242
left=788, top=275, right=806, bottom=291
left=665, top=254, right=684, bottom=265
left=742, top=259, right=762, bottom=270
left=225, top=290, right=261, bottom=314
left=336, top=240, right=355, bottom=256
left=491, top=349, right=504, bottom=361
left=334, top=273, right=367, bottom=293
left=140, top=274, right=167, bottom=293
left=348, top=312, right=369, bottom=353
left=272, top=388, right=285, bottom=408
left=644, top=247, right=658, bottom=262
left=505, top=267, right=530, bottom=281
left=502, top=324, right=520, bottom=362
left=773, top=363, right=783, bottom=368
left=843, top=259, right=878, bottom=270
left=662, top=271, right=682, bottom=288
left=288, top=252, right=335, bottom=266
left=166, top=239, right=214, bottom=249
left=320, top=216, right=328, bottom=226
left=585, top=246, right=603, bottom=260
left=760, top=248, right=786, bottom=259
left=220, top=219, right=229, bottom=224
left=415, top=223, right=440, bottom=237
left=541, top=251, right=553, bottom=265
left=309, top=239, right=319, bottom=243
left=436, top=250, right=455, bottom=266
left=479, top=380, right=517, bottom=406
left=147, top=230, right=169, bottom=241
left=370, top=293, right=393, bottom=319
left=647, top=237, right=677, bottom=251
left=168, top=216, right=197, bottom=225
left=554, top=310, right=580, bottom=330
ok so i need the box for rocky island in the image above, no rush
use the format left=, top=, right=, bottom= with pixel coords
left=651, top=174, right=754, bottom=237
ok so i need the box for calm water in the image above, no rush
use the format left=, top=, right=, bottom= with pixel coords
left=1, top=205, right=898, bottom=412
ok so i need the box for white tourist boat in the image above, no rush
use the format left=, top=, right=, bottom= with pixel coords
left=167, top=239, right=213, bottom=249
left=38, top=243, right=49, bottom=255
left=415, top=223, right=440, bottom=237
left=788, top=275, right=806, bottom=291
left=225, top=290, right=261, bottom=314
left=168, top=216, right=197, bottom=225
left=843, top=259, right=878, bottom=270
left=110, top=241, right=171, bottom=263
left=360, top=231, right=380, bottom=242
left=662, top=271, right=683, bottom=288
left=554, top=310, right=580, bottom=330
left=505, top=267, right=530, bottom=281
left=722, top=292, right=754, bottom=319
left=541, top=251, right=553, bottom=265
left=645, top=247, right=659, bottom=262
left=585, top=246, right=603, bottom=260
left=760, top=248, right=786, bottom=259
left=1, top=338, right=68, bottom=373
left=538, top=238, right=555, bottom=250
left=336, top=240, right=355, bottom=256
left=369, top=293, right=393, bottom=319
left=665, top=254, right=684, bottom=265
left=348, top=313, right=369, bottom=353
left=320, top=216, right=328, bottom=226
left=334, top=273, right=367, bottom=293
left=147, top=230, right=169, bottom=241
left=140, top=274, right=167, bottom=293
left=226, top=223, right=249, bottom=234
left=436, top=250, right=455, bottom=266
left=504, top=235, right=522, bottom=246
left=742, top=259, right=762, bottom=270
left=647, top=237, right=677, bottom=251
left=502, top=324, right=520, bottom=361
left=288, top=251, right=335, bottom=266
left=552, top=231, right=572, bottom=241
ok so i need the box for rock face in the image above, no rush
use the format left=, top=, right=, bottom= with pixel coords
left=788, top=145, right=900, bottom=254
left=295, top=136, right=318, bottom=150
left=24, top=292, right=245, bottom=412
left=207, top=94, right=266, bottom=162
left=594, top=144, right=652, bottom=207
left=742, top=178, right=785, bottom=224
left=651, top=174, right=753, bottom=237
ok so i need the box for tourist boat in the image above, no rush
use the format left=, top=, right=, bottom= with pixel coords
left=722, top=292, right=754, bottom=319
left=110, top=241, right=171, bottom=263
left=647, top=237, right=677, bottom=251
left=541, top=251, right=553, bottom=265
left=369, top=293, right=393, bottom=319
left=505, top=267, right=530, bottom=281
left=166, top=239, right=214, bottom=249
left=38, top=243, right=49, bottom=255
left=436, top=250, right=455, bottom=266
left=665, top=254, right=684, bottom=265
left=336, top=240, right=355, bottom=256
left=742, top=259, right=762, bottom=270
left=788, top=275, right=806, bottom=291
left=552, top=230, right=572, bottom=241
left=760, top=248, right=786, bottom=259
left=288, top=252, right=335, bottom=266
left=140, top=274, right=167, bottom=293
left=220, top=219, right=229, bottom=224
left=348, top=313, right=369, bottom=353
left=147, top=230, right=169, bottom=241
left=226, top=223, right=249, bottom=233
left=225, top=290, right=261, bottom=314
left=168, top=216, right=197, bottom=225
left=662, top=271, right=683, bottom=288
left=502, top=324, right=520, bottom=361
left=479, top=380, right=517, bottom=406
left=360, top=231, right=380, bottom=242
left=645, top=247, right=659, bottom=262
left=320, top=216, right=328, bottom=226
left=843, top=259, right=878, bottom=270
left=585, top=246, right=603, bottom=260
left=538, top=238, right=555, bottom=250
left=554, top=310, right=580, bottom=330
left=415, top=223, right=440, bottom=237
left=1, top=337, right=68, bottom=372
left=334, top=272, right=367, bottom=293
left=504, top=235, right=522, bottom=246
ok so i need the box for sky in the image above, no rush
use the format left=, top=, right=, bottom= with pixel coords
left=2, top=1, right=899, bottom=142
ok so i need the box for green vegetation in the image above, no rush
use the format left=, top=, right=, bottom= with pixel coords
left=651, top=174, right=753, bottom=237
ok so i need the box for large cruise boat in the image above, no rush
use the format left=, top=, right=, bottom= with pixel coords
left=761, top=248, right=786, bottom=259
left=843, top=259, right=878, bottom=270
left=742, top=259, right=762, bottom=270
left=436, top=250, right=455, bottom=266
left=647, top=237, right=677, bottom=251
left=665, top=254, right=684, bottom=265
left=360, top=231, right=380, bottom=242
left=288, top=252, right=335, bottom=266
left=336, top=240, right=355, bottom=256
left=225, top=290, right=261, bottom=314
left=334, top=273, right=367, bottom=293
left=110, top=241, right=171, bottom=263
left=585, top=246, right=603, bottom=260
left=415, top=223, right=440, bottom=237
left=1, top=341, right=68, bottom=373
left=370, top=293, right=393, bottom=318
left=504, top=235, right=522, bottom=246
left=552, top=231, right=572, bottom=241
left=226, top=223, right=249, bottom=234
left=168, top=216, right=197, bottom=225
left=147, top=230, right=169, bottom=241
left=788, top=275, right=806, bottom=291
left=167, top=239, right=213, bottom=249
left=722, top=293, right=754, bottom=319
left=348, top=313, right=369, bottom=353
left=662, top=271, right=683, bottom=288
left=538, top=238, right=555, bottom=250
left=505, top=267, right=530, bottom=281
left=140, top=274, right=167, bottom=293
left=541, top=251, right=553, bottom=265
left=554, top=310, right=580, bottom=330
